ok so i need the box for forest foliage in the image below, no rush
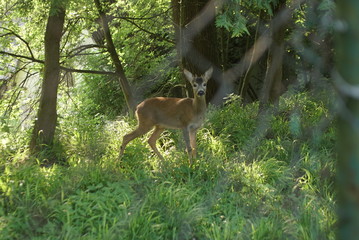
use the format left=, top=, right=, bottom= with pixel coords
left=0, top=0, right=342, bottom=239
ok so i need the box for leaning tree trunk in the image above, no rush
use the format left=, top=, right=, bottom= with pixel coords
left=94, top=0, right=136, bottom=114
left=30, top=3, right=65, bottom=153
left=336, top=1, right=359, bottom=239
left=259, top=0, right=287, bottom=109
left=171, top=0, right=220, bottom=103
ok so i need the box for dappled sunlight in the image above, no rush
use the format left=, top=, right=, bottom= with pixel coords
left=0, top=91, right=337, bottom=239
left=0, top=0, right=341, bottom=237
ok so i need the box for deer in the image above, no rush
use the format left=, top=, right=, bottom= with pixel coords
left=119, top=67, right=213, bottom=165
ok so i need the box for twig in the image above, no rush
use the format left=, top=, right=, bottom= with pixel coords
left=113, top=6, right=172, bottom=21
left=65, top=44, right=105, bottom=59
left=3, top=70, right=37, bottom=117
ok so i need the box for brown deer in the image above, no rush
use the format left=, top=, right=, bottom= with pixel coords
left=119, top=67, right=213, bottom=164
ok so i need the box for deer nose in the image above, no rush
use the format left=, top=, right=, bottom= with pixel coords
left=198, top=90, right=205, bottom=96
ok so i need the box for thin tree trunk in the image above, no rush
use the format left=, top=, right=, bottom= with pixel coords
left=336, top=1, right=359, bottom=239
left=260, top=37, right=285, bottom=105
left=30, top=3, right=65, bottom=152
left=259, top=0, right=286, bottom=109
left=94, top=0, right=136, bottom=114
left=239, top=14, right=262, bottom=103
left=171, top=0, right=221, bottom=103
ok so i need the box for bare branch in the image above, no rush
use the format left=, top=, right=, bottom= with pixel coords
left=113, top=5, right=172, bottom=21
left=3, top=70, right=38, bottom=117
left=0, top=50, right=116, bottom=75
left=0, top=27, right=35, bottom=59
left=121, top=18, right=175, bottom=44
left=65, top=44, right=106, bottom=59
left=61, top=66, right=116, bottom=75
left=0, top=50, right=43, bottom=64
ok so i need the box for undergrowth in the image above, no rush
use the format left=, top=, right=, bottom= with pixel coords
left=0, top=92, right=336, bottom=239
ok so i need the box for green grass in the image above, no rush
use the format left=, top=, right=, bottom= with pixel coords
left=0, top=92, right=337, bottom=239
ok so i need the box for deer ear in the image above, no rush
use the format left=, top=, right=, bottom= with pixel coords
left=203, top=67, right=213, bottom=82
left=183, top=69, right=194, bottom=82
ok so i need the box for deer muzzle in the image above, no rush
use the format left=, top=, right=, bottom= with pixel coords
left=197, top=90, right=205, bottom=96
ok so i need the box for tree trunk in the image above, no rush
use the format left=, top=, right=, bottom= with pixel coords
left=239, top=15, right=262, bottom=103
left=336, top=1, right=359, bottom=239
left=30, top=3, right=65, bottom=152
left=171, top=0, right=221, bottom=103
left=259, top=0, right=287, bottom=108
left=94, top=0, right=136, bottom=114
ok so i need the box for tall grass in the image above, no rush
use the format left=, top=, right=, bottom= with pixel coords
left=0, top=92, right=336, bottom=239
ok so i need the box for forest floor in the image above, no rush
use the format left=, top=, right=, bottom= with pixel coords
left=0, top=92, right=336, bottom=239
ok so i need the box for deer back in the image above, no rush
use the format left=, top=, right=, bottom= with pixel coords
left=136, top=97, right=200, bottom=129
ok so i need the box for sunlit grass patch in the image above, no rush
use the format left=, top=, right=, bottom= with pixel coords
left=52, top=182, right=133, bottom=239
left=0, top=92, right=337, bottom=239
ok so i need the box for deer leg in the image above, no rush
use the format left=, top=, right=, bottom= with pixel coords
left=119, top=124, right=152, bottom=158
left=148, top=126, right=165, bottom=160
left=189, top=129, right=197, bottom=161
left=182, top=128, right=193, bottom=163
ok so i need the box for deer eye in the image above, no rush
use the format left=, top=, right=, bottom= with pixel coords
left=203, top=83, right=207, bottom=87
left=193, top=83, right=198, bottom=88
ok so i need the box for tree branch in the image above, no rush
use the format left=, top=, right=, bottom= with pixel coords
left=0, top=27, right=35, bottom=59
left=0, top=50, right=43, bottom=64
left=114, top=6, right=172, bottom=21
left=61, top=65, right=116, bottom=75
left=65, top=44, right=106, bottom=59
left=0, top=50, right=116, bottom=75
left=121, top=18, right=175, bottom=44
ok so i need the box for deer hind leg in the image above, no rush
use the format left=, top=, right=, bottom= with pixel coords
left=119, top=123, right=153, bottom=158
left=148, top=126, right=165, bottom=160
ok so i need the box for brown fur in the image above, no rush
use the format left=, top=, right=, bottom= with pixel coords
left=119, top=67, right=213, bottom=164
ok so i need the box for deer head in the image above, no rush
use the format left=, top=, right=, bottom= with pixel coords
left=184, top=67, right=213, bottom=98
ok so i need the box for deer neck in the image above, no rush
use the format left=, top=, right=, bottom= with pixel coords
left=193, top=96, right=207, bottom=115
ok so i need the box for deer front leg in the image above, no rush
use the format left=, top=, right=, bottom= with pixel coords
left=182, top=128, right=193, bottom=163
left=189, top=129, right=197, bottom=161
